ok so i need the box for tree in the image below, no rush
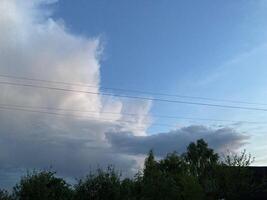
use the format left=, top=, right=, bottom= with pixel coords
left=141, top=150, right=204, bottom=200
left=74, top=166, right=121, bottom=200
left=184, top=139, right=219, bottom=178
left=0, top=189, right=12, bottom=200
left=159, top=152, right=204, bottom=200
left=120, top=178, right=136, bottom=200
left=183, top=139, right=219, bottom=199
left=159, top=152, right=187, bottom=175
left=143, top=150, right=158, bottom=178
left=12, top=170, right=73, bottom=200
left=215, top=150, right=255, bottom=200
left=143, top=150, right=183, bottom=199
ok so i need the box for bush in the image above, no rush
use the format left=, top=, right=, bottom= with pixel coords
left=12, top=170, right=73, bottom=200
left=0, top=189, right=12, bottom=200
left=74, top=166, right=121, bottom=200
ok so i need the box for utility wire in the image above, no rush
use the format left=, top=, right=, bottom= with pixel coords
left=0, top=73, right=266, bottom=106
left=0, top=104, right=265, bottom=133
left=0, top=102, right=264, bottom=125
left=1, top=81, right=267, bottom=112
left=0, top=105, right=176, bottom=129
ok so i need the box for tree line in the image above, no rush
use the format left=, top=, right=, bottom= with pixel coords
left=1, top=139, right=266, bottom=200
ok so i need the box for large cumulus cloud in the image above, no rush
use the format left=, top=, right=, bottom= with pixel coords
left=0, top=0, right=150, bottom=188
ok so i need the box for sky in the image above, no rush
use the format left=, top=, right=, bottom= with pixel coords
left=0, top=0, right=267, bottom=188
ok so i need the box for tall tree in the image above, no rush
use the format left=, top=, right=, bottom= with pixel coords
left=141, top=150, right=203, bottom=200
left=184, top=139, right=219, bottom=178
left=183, top=139, right=219, bottom=198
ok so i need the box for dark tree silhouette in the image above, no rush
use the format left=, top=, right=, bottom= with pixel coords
left=0, top=189, right=12, bottom=200
left=74, top=166, right=121, bottom=200
left=12, top=170, right=73, bottom=200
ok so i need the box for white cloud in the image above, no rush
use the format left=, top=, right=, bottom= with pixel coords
left=0, top=0, right=150, bottom=188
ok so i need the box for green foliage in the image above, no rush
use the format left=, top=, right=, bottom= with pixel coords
left=140, top=150, right=204, bottom=200
left=184, top=139, right=219, bottom=178
left=120, top=178, right=136, bottom=200
left=0, top=189, right=12, bottom=200
left=12, top=170, right=73, bottom=200
left=74, top=166, right=121, bottom=200
left=183, top=139, right=219, bottom=198
left=141, top=150, right=180, bottom=199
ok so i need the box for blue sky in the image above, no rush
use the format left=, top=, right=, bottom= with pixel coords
left=52, top=2, right=267, bottom=121
left=53, top=0, right=266, bottom=92
left=52, top=0, right=267, bottom=163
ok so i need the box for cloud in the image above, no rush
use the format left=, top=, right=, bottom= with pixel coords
left=106, top=125, right=250, bottom=157
left=0, top=0, right=150, bottom=188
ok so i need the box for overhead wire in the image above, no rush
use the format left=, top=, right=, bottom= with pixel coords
left=0, top=73, right=266, bottom=106
left=0, top=102, right=265, bottom=125
left=1, top=80, right=267, bottom=112
left=0, top=104, right=177, bottom=129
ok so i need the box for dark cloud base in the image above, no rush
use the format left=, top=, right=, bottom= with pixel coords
left=106, top=125, right=249, bottom=157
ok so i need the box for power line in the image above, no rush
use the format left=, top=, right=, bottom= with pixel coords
left=0, top=105, right=176, bottom=129
left=1, top=104, right=266, bottom=134
left=1, top=81, right=267, bottom=112
left=0, top=73, right=266, bottom=106
left=0, top=102, right=264, bottom=125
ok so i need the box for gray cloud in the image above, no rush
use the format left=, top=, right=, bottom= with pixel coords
left=0, top=111, right=140, bottom=189
left=106, top=125, right=250, bottom=157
